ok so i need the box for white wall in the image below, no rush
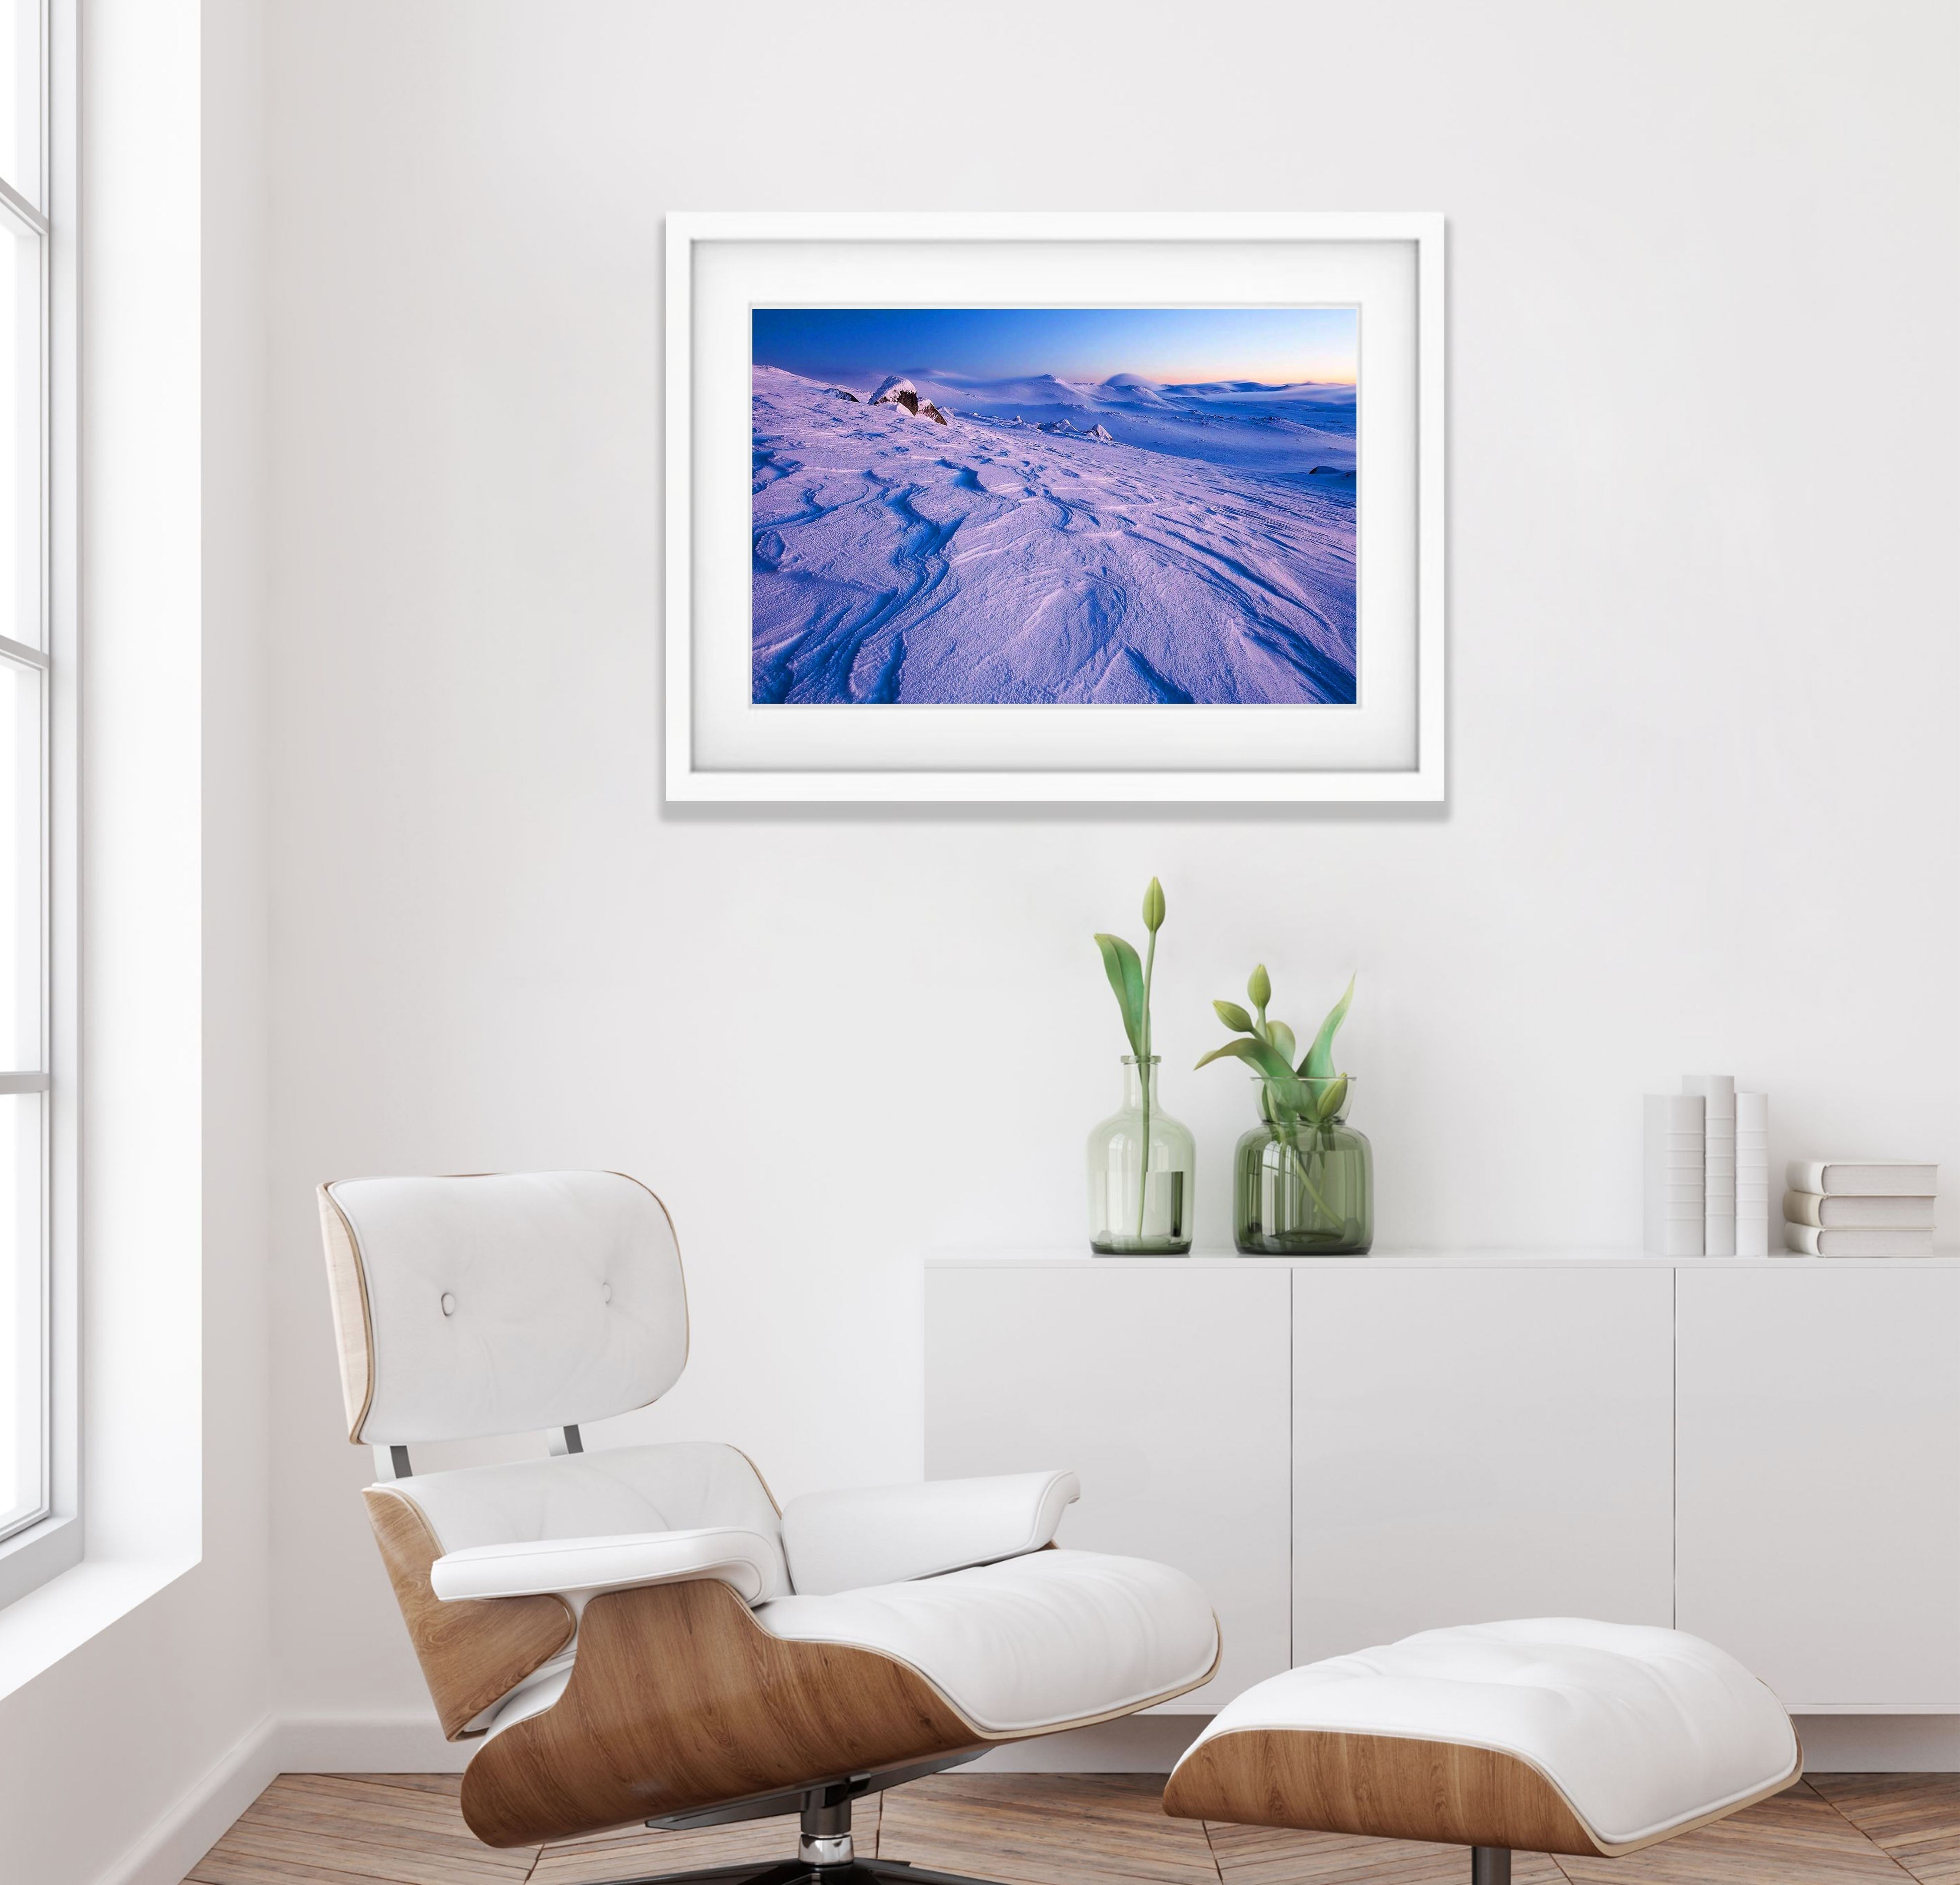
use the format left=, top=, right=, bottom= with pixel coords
left=260, top=0, right=1958, bottom=1749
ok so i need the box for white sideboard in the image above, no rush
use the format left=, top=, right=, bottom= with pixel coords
left=923, top=1254, right=1960, bottom=1716
left=922, top=1261, right=1291, bottom=1708
left=1675, top=1264, right=1960, bottom=1707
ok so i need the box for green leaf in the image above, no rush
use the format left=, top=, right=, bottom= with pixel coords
left=1308, top=1073, right=1349, bottom=1124
left=1213, top=999, right=1255, bottom=1034
left=1268, top=1021, right=1297, bottom=1066
left=1195, top=1034, right=1296, bottom=1082
left=1141, top=877, right=1166, bottom=933
left=1248, top=963, right=1271, bottom=1011
left=1093, top=932, right=1147, bottom=1059
left=1302, top=974, right=1355, bottom=1080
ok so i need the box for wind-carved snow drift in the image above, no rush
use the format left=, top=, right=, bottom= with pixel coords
left=751, top=364, right=1357, bottom=705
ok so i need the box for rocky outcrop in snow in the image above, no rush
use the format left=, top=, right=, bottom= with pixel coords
left=1085, top=424, right=1114, bottom=442
left=828, top=388, right=861, bottom=403
left=869, top=374, right=948, bottom=424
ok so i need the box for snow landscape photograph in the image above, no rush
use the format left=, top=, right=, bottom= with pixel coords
left=751, top=307, right=1359, bottom=706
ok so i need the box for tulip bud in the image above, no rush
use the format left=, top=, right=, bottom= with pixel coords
left=1248, top=963, right=1271, bottom=1010
left=1213, top=1000, right=1254, bottom=1033
left=1141, top=877, right=1166, bottom=932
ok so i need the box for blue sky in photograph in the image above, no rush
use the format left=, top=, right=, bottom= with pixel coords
left=751, top=307, right=1358, bottom=386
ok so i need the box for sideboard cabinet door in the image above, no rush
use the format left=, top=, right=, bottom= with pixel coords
left=1676, top=1264, right=1960, bottom=1709
left=925, top=1262, right=1292, bottom=1709
left=1293, top=1264, right=1676, bottom=1664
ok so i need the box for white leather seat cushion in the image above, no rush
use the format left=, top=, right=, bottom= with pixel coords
left=1178, top=1619, right=1799, bottom=1850
left=393, top=1441, right=791, bottom=1599
left=754, top=1547, right=1217, bottom=1735
left=781, top=1471, right=1081, bottom=1596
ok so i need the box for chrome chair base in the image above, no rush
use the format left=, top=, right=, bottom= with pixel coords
left=591, top=1863, right=1009, bottom=1884
left=593, top=1760, right=1008, bottom=1885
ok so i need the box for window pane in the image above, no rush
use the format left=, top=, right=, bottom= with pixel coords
left=0, top=221, right=36, bottom=651
left=0, top=654, right=36, bottom=1073
left=0, top=1089, right=44, bottom=1534
left=0, top=1, right=39, bottom=209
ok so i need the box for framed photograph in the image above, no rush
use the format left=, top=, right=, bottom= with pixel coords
left=665, top=213, right=1444, bottom=802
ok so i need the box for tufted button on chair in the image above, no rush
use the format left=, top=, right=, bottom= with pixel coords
left=319, top=1170, right=1220, bottom=1883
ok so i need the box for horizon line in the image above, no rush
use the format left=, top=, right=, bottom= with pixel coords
left=757, top=361, right=1358, bottom=390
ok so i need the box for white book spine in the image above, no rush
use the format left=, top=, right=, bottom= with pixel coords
left=1786, top=1159, right=1940, bottom=1197
left=1686, top=1076, right=1736, bottom=1257
left=1645, top=1093, right=1705, bottom=1257
left=1784, top=1189, right=1937, bottom=1230
left=1735, top=1090, right=1769, bottom=1256
left=1785, top=1221, right=1936, bottom=1258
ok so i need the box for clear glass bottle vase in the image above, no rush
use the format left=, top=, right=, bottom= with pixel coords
left=1086, top=1056, right=1195, bottom=1255
left=1234, top=1075, right=1373, bottom=1255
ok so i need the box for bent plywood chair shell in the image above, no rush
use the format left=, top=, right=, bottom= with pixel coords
left=460, top=1579, right=993, bottom=1846
left=1162, top=1724, right=1805, bottom=1859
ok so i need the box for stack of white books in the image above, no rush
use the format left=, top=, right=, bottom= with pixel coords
left=1783, top=1161, right=1938, bottom=1257
left=1646, top=1078, right=1770, bottom=1257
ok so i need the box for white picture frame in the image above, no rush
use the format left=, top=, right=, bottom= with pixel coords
left=665, top=212, right=1445, bottom=803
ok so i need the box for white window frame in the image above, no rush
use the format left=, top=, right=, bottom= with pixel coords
left=0, top=0, right=77, bottom=1608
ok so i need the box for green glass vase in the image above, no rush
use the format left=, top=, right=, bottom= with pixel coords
left=1087, top=1056, right=1195, bottom=1255
left=1234, top=1076, right=1372, bottom=1255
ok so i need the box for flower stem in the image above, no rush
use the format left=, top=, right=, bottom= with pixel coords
left=1286, top=1123, right=1333, bottom=1224
left=1136, top=930, right=1156, bottom=1240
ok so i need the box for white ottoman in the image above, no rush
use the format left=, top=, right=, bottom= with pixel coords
left=1163, top=1619, right=1801, bottom=1884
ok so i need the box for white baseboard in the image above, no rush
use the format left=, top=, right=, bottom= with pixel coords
left=273, top=1709, right=469, bottom=1774
left=1793, top=1713, right=1960, bottom=1771
left=270, top=1707, right=1201, bottom=1777
left=88, top=1704, right=1960, bottom=1885
left=966, top=1713, right=1207, bottom=1772
left=93, top=1713, right=279, bottom=1885
left=970, top=1711, right=1960, bottom=1776
left=274, top=1708, right=1206, bottom=1778
left=85, top=1713, right=457, bottom=1885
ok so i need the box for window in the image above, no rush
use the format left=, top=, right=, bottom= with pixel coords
left=0, top=0, right=57, bottom=1559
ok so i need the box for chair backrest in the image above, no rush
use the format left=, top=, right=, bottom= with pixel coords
left=319, top=1170, right=689, bottom=1445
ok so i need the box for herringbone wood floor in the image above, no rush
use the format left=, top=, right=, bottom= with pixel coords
left=181, top=1772, right=1960, bottom=1885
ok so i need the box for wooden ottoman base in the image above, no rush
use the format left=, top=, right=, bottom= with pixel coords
left=1161, top=1620, right=1804, bottom=1880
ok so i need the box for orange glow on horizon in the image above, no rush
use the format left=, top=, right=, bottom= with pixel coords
left=1141, top=360, right=1356, bottom=388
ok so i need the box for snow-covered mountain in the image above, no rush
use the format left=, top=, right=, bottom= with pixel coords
left=750, top=365, right=1356, bottom=706
left=811, top=365, right=1354, bottom=475
left=1100, top=372, right=1174, bottom=407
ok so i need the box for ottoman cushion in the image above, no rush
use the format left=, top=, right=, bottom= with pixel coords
left=1164, top=1618, right=1800, bottom=1857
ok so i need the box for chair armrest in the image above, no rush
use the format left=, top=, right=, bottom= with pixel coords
left=430, top=1526, right=782, bottom=1605
left=780, top=1470, right=1081, bottom=1596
